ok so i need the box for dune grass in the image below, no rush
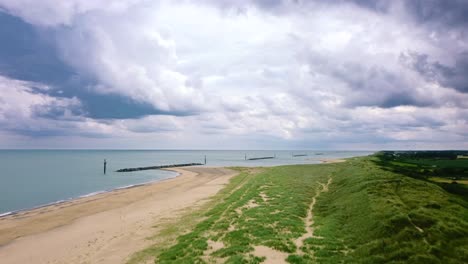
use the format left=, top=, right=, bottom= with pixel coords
left=309, top=157, right=467, bottom=263
left=126, top=167, right=253, bottom=264
left=129, top=156, right=468, bottom=263
left=156, top=165, right=333, bottom=263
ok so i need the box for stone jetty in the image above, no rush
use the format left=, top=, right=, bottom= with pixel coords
left=116, top=163, right=203, bottom=172
left=247, top=156, right=275, bottom=160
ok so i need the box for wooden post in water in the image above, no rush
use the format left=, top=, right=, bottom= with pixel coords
left=204, top=155, right=206, bottom=165
left=104, top=159, right=107, bottom=174
left=245, top=153, right=247, bottom=160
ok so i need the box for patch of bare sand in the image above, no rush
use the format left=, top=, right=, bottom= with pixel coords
left=253, top=245, right=289, bottom=264
left=319, top=159, right=347, bottom=163
left=202, top=240, right=225, bottom=263
left=246, top=168, right=266, bottom=175
left=259, top=192, right=270, bottom=202
left=0, top=167, right=237, bottom=264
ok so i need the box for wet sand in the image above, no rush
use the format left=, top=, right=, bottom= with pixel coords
left=0, top=167, right=236, bottom=264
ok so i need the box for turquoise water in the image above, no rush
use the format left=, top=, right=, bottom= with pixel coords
left=0, top=150, right=373, bottom=215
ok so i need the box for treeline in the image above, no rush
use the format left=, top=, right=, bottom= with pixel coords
left=375, top=151, right=468, bottom=198
left=380, top=150, right=468, bottom=160
left=377, top=151, right=468, bottom=178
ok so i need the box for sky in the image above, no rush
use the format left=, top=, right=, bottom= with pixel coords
left=0, top=0, right=467, bottom=150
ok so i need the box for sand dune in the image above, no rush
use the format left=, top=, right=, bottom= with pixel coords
left=0, top=167, right=236, bottom=264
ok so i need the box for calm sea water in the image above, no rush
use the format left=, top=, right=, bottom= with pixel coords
left=0, top=150, right=373, bottom=215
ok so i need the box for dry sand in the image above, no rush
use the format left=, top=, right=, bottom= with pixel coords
left=319, top=159, right=347, bottom=163
left=0, top=167, right=236, bottom=264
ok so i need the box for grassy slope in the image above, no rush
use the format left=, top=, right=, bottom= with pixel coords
left=311, top=157, right=467, bottom=263
left=129, top=157, right=468, bottom=263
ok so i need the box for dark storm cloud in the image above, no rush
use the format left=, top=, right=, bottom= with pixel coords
left=32, top=100, right=84, bottom=121
left=326, top=0, right=391, bottom=12
left=322, top=61, right=429, bottom=108
left=206, top=0, right=468, bottom=37
left=249, top=0, right=285, bottom=9
left=0, top=11, right=190, bottom=120
left=204, top=0, right=392, bottom=13
left=0, top=12, right=74, bottom=84
left=351, top=0, right=389, bottom=11
left=44, top=77, right=193, bottom=119
left=216, top=0, right=287, bottom=9
left=127, top=126, right=176, bottom=133
left=199, top=0, right=294, bottom=14
left=242, top=0, right=468, bottom=28
left=405, top=0, right=468, bottom=28
left=401, top=52, right=468, bottom=93
left=296, top=45, right=438, bottom=109
left=384, top=0, right=468, bottom=97
left=8, top=128, right=70, bottom=137
left=81, top=93, right=195, bottom=119
left=329, top=0, right=468, bottom=27
left=37, top=84, right=193, bottom=120
left=378, top=93, right=428, bottom=108
left=9, top=127, right=111, bottom=138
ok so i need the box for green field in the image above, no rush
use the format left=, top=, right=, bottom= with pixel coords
left=398, top=158, right=468, bottom=169
left=376, top=151, right=468, bottom=198
left=429, top=177, right=468, bottom=185
left=129, top=155, right=468, bottom=263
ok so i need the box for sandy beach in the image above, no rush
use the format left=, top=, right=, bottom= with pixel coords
left=0, top=167, right=236, bottom=264
left=319, top=159, right=347, bottom=163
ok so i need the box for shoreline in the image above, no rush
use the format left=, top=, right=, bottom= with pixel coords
left=0, top=167, right=237, bottom=264
left=319, top=159, right=347, bottom=163
left=0, top=169, right=180, bottom=220
left=0, top=158, right=350, bottom=219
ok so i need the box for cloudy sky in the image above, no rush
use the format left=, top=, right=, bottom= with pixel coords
left=0, top=0, right=467, bottom=149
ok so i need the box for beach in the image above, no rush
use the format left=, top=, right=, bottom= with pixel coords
left=0, top=167, right=236, bottom=264
left=319, top=159, right=347, bottom=163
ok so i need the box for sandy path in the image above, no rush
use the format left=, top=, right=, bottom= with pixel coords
left=0, top=167, right=236, bottom=264
left=295, top=177, right=333, bottom=255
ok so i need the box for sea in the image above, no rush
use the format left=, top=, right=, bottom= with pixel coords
left=0, top=150, right=373, bottom=216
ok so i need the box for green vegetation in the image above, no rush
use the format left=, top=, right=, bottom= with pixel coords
left=375, top=151, right=468, bottom=198
left=378, top=150, right=468, bottom=172
left=312, top=156, right=467, bottom=263
left=127, top=168, right=255, bottom=264
left=130, top=154, right=468, bottom=263
left=157, top=166, right=333, bottom=263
